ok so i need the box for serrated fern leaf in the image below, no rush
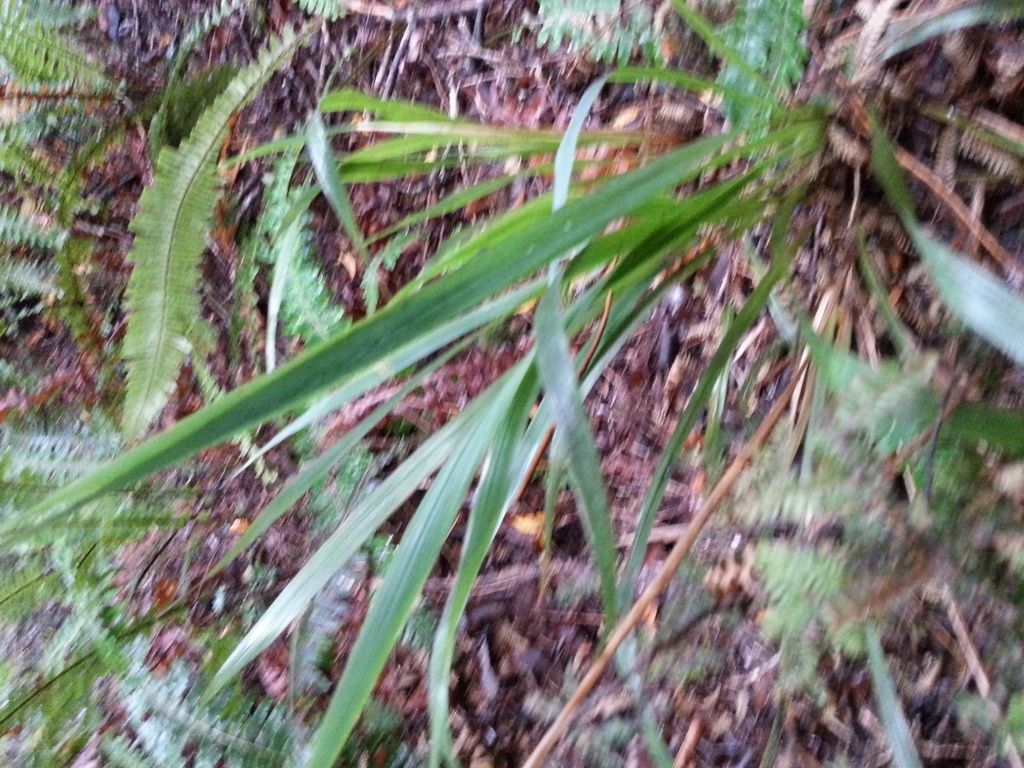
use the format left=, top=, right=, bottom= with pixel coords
left=281, top=251, right=347, bottom=343
left=0, top=648, right=111, bottom=765
left=1, top=422, right=121, bottom=485
left=111, top=645, right=299, bottom=768
left=120, top=136, right=221, bottom=437
left=0, top=206, right=66, bottom=252
left=0, top=257, right=59, bottom=296
left=246, top=152, right=346, bottom=369
left=271, top=206, right=347, bottom=349
left=0, top=552, right=52, bottom=622
left=296, top=0, right=346, bottom=21
left=121, top=26, right=309, bottom=437
left=293, top=562, right=367, bottom=696
left=717, top=0, right=807, bottom=134
left=536, top=0, right=660, bottom=64
left=0, top=126, right=48, bottom=183
left=0, top=0, right=106, bottom=87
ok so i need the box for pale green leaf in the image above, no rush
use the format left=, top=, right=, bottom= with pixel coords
left=305, top=109, right=369, bottom=264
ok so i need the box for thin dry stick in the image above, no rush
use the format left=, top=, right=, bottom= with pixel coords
left=893, top=146, right=1018, bottom=278
left=942, top=586, right=1024, bottom=768
left=672, top=718, right=703, bottom=768
left=521, top=363, right=805, bottom=768
left=344, top=0, right=490, bottom=21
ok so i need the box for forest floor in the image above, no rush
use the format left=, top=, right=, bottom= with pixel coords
left=5, top=1, right=1024, bottom=766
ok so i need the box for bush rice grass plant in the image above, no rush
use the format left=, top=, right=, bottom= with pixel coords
left=5, top=2, right=1024, bottom=767
left=13, top=80, right=830, bottom=768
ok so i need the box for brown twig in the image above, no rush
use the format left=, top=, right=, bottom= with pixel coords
left=343, top=0, right=491, bottom=21
left=941, top=586, right=1024, bottom=768
left=521, top=361, right=805, bottom=768
left=893, top=146, right=1018, bottom=279
left=672, top=718, right=703, bottom=768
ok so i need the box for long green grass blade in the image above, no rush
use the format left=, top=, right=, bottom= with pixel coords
left=205, top=359, right=534, bottom=698
left=208, top=337, right=469, bottom=578
left=239, top=279, right=542, bottom=468
left=232, top=117, right=634, bottom=171
left=554, top=76, right=608, bottom=212
left=609, top=66, right=778, bottom=111
left=427, top=371, right=539, bottom=768
left=214, top=262, right=650, bottom=747
left=866, top=625, right=924, bottom=768
left=264, top=204, right=305, bottom=372
left=345, top=124, right=624, bottom=158
left=620, top=210, right=799, bottom=600
left=535, top=284, right=619, bottom=624
left=285, top=368, right=530, bottom=768
left=319, top=87, right=460, bottom=121
left=366, top=173, right=517, bottom=244
left=881, top=0, right=1024, bottom=60
left=305, top=108, right=369, bottom=264
left=17, top=129, right=739, bottom=536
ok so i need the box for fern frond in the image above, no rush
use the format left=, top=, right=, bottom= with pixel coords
left=121, top=26, right=310, bottom=437
left=251, top=178, right=347, bottom=355
left=111, top=644, right=300, bottom=768
left=277, top=221, right=347, bottom=344
left=296, top=0, right=346, bottom=21
left=0, top=0, right=106, bottom=87
left=0, top=642, right=113, bottom=766
left=243, top=150, right=346, bottom=370
left=0, top=126, right=48, bottom=183
left=293, top=563, right=367, bottom=696
left=0, top=257, right=59, bottom=296
left=716, top=0, right=807, bottom=134
left=1, top=422, right=122, bottom=484
left=536, top=0, right=661, bottom=64
left=0, top=206, right=66, bottom=252
left=0, top=552, right=53, bottom=623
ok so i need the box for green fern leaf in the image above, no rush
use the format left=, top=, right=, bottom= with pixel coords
left=109, top=643, right=299, bottom=768
left=0, top=651, right=110, bottom=764
left=0, top=124, right=56, bottom=188
left=0, top=0, right=106, bottom=86
left=296, top=0, right=346, bottom=21
left=0, top=257, right=59, bottom=297
left=0, top=552, right=52, bottom=623
left=717, top=0, right=807, bottom=134
left=0, top=206, right=67, bottom=252
left=121, top=26, right=309, bottom=437
left=536, top=0, right=661, bottom=64
left=1, top=422, right=121, bottom=484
